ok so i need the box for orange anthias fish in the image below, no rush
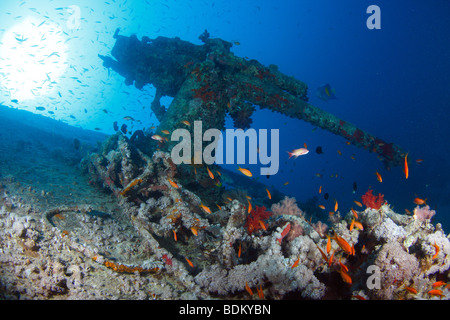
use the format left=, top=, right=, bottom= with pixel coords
left=414, top=197, right=427, bottom=205
left=266, top=188, right=272, bottom=199
left=353, top=220, right=364, bottom=231
left=328, top=250, right=335, bottom=267
left=319, top=185, right=322, bottom=194
left=256, top=284, right=264, bottom=299
left=245, top=282, right=253, bottom=296
left=339, top=266, right=352, bottom=285
left=316, top=245, right=328, bottom=264
left=181, top=120, right=191, bottom=126
left=432, top=242, right=440, bottom=260
left=247, top=199, right=252, bottom=214
left=237, top=166, right=252, bottom=177
left=200, top=204, right=212, bottom=214
left=161, top=130, right=170, bottom=135
left=351, top=208, right=358, bottom=219
left=190, top=227, right=198, bottom=236
left=332, top=234, right=355, bottom=256
left=428, top=289, right=444, bottom=297
left=287, top=148, right=309, bottom=159
left=432, top=281, right=446, bottom=288
left=168, top=178, right=179, bottom=189
left=326, top=235, right=331, bottom=254
left=404, top=286, right=417, bottom=294
left=151, top=134, right=164, bottom=142
left=291, top=257, right=300, bottom=269
left=353, top=200, right=363, bottom=207
left=259, top=220, right=267, bottom=231
left=404, top=153, right=409, bottom=179
left=318, top=205, right=326, bottom=210
left=206, top=166, right=215, bottom=179
left=185, top=257, right=194, bottom=268
left=238, top=243, right=242, bottom=258
left=173, top=230, right=177, bottom=241
left=334, top=199, right=338, bottom=212
left=375, top=171, right=382, bottom=183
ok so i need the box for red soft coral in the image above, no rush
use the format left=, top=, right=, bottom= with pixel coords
left=361, top=188, right=385, bottom=210
left=245, top=206, right=272, bottom=234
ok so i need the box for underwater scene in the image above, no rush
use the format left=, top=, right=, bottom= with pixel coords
left=0, top=0, right=449, bottom=303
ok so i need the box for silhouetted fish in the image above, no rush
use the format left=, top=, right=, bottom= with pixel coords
left=353, top=181, right=357, bottom=194
left=73, top=138, right=80, bottom=150
left=120, top=123, right=127, bottom=134
left=324, top=193, right=329, bottom=200
left=316, top=146, right=324, bottom=154
left=113, top=121, right=118, bottom=131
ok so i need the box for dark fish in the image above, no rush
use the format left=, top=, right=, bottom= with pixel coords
left=86, top=210, right=112, bottom=219
left=84, top=108, right=87, bottom=113
left=352, top=181, right=357, bottom=194
left=316, top=83, right=337, bottom=102
left=11, top=99, right=18, bottom=103
left=36, top=106, right=45, bottom=111
left=113, top=121, right=118, bottom=131
left=324, top=193, right=329, bottom=200
left=316, top=146, right=324, bottom=154
left=120, top=123, right=127, bottom=134
left=73, top=138, right=80, bottom=150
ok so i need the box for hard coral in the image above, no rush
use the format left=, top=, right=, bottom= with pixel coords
left=361, top=188, right=384, bottom=210
left=244, top=206, right=272, bottom=235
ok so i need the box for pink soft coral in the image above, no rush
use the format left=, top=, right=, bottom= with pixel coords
left=271, top=196, right=304, bottom=217
left=312, top=221, right=328, bottom=238
left=413, top=205, right=436, bottom=222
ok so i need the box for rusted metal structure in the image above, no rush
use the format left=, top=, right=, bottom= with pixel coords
left=99, top=29, right=406, bottom=167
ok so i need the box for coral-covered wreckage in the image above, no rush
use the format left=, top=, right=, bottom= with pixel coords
left=0, top=30, right=448, bottom=300
left=81, top=134, right=450, bottom=300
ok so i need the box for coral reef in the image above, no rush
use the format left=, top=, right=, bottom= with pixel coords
left=80, top=135, right=450, bottom=299
left=0, top=110, right=449, bottom=300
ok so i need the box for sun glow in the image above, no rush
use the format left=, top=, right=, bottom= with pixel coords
left=0, top=16, right=68, bottom=101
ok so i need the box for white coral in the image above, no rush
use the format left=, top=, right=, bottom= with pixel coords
left=373, top=218, right=407, bottom=243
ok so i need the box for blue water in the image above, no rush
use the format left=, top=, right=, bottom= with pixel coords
left=1, top=1, right=449, bottom=228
